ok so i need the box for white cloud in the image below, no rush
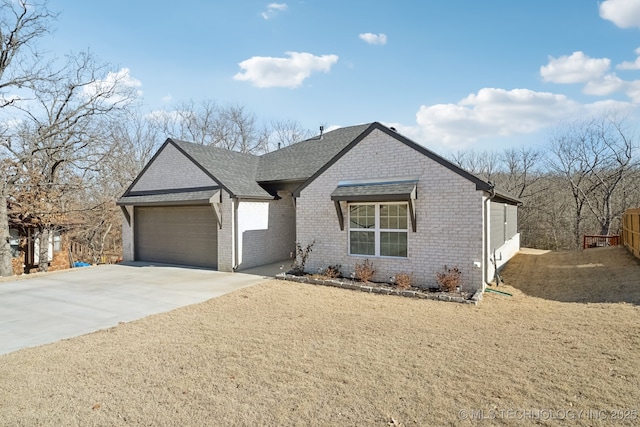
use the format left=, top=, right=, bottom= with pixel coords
left=395, top=88, right=582, bottom=149
left=161, top=94, right=172, bottom=104
left=145, top=109, right=183, bottom=125
left=617, top=47, right=640, bottom=70
left=262, top=3, right=287, bottom=20
left=583, top=73, right=625, bottom=96
left=584, top=99, right=637, bottom=115
left=383, top=90, right=640, bottom=153
left=599, top=0, right=640, bottom=29
left=539, top=49, right=640, bottom=103
left=540, top=51, right=610, bottom=84
left=622, top=80, right=640, bottom=103
left=233, top=52, right=339, bottom=88
left=359, top=33, right=387, bottom=45
left=83, top=68, right=142, bottom=103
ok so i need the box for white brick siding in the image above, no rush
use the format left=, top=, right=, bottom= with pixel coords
left=121, top=206, right=134, bottom=261
left=236, top=193, right=296, bottom=270
left=296, top=129, right=485, bottom=291
left=217, top=191, right=235, bottom=272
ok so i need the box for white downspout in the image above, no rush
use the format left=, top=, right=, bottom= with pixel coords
left=484, top=183, right=496, bottom=288
left=233, top=198, right=239, bottom=271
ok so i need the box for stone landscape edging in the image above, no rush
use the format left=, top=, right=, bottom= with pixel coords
left=276, top=273, right=482, bottom=305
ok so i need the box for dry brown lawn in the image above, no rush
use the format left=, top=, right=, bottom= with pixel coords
left=1, top=247, right=639, bottom=426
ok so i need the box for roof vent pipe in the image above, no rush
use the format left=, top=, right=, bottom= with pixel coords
left=319, top=125, right=324, bottom=139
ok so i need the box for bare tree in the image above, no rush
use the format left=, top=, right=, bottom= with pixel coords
left=0, top=0, right=56, bottom=106
left=152, top=99, right=220, bottom=145
left=215, top=103, right=267, bottom=153
left=265, top=119, right=313, bottom=151
left=547, top=113, right=637, bottom=248
left=0, top=0, right=56, bottom=276
left=500, top=146, right=543, bottom=199
left=450, top=149, right=500, bottom=182
left=2, top=51, right=138, bottom=272
left=153, top=100, right=278, bottom=154
left=108, top=108, right=164, bottom=187
left=584, top=117, right=637, bottom=235
left=65, top=108, right=163, bottom=264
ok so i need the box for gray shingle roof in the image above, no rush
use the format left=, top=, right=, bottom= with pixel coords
left=121, top=122, right=521, bottom=205
left=118, top=188, right=220, bottom=206
left=331, top=181, right=418, bottom=201
left=256, top=123, right=372, bottom=182
left=172, top=140, right=272, bottom=199
left=162, top=124, right=374, bottom=198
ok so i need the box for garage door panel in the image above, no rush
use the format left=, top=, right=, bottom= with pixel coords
left=135, top=206, right=218, bottom=269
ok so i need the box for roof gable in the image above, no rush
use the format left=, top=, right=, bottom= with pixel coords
left=291, top=122, right=496, bottom=197
left=122, top=139, right=218, bottom=196
left=121, top=139, right=272, bottom=200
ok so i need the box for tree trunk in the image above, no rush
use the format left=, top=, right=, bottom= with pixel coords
left=600, top=220, right=611, bottom=237
left=0, top=191, right=13, bottom=276
left=37, top=228, right=50, bottom=272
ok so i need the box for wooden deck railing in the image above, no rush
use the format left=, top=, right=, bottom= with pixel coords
left=622, top=208, right=640, bottom=260
left=583, top=235, right=620, bottom=249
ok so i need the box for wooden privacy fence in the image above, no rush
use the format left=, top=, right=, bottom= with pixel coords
left=622, top=208, right=640, bottom=260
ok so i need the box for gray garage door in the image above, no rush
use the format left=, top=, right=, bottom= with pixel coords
left=134, top=206, right=218, bottom=269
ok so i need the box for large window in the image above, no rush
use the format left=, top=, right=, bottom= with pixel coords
left=349, top=203, right=408, bottom=257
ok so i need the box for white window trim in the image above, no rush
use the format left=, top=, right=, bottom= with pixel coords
left=53, top=231, right=62, bottom=253
left=348, top=202, right=408, bottom=258
left=9, top=228, right=20, bottom=258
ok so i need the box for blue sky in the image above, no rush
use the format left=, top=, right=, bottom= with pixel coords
left=42, top=0, right=640, bottom=153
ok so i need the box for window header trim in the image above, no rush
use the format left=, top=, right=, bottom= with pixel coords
left=330, top=177, right=418, bottom=202
left=331, top=178, right=418, bottom=232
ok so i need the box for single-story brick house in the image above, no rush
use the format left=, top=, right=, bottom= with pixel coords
left=118, top=122, right=520, bottom=292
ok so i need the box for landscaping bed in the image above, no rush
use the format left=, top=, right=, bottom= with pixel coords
left=276, top=272, right=481, bottom=304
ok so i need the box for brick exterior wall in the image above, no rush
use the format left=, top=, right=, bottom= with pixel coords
left=217, top=191, right=235, bottom=272
left=236, top=193, right=296, bottom=270
left=48, top=235, right=71, bottom=272
left=11, top=253, right=24, bottom=275
left=12, top=233, right=71, bottom=274
left=296, top=128, right=485, bottom=292
left=121, top=206, right=134, bottom=262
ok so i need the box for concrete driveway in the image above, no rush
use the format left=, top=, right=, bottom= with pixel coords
left=0, top=262, right=278, bottom=356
